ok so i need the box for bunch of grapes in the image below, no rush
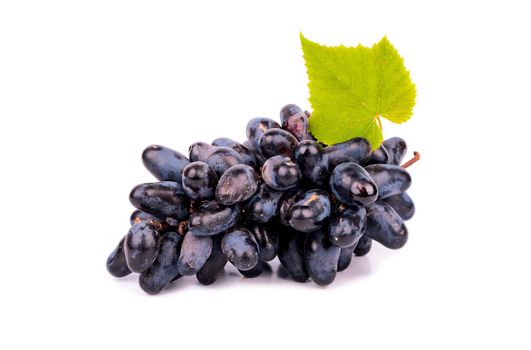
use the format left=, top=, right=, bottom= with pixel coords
left=106, top=104, right=417, bottom=294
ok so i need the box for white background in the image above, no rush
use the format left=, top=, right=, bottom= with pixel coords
left=1, top=0, right=530, bottom=349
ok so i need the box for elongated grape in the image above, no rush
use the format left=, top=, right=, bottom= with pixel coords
left=365, top=201, right=408, bottom=249
left=354, top=235, right=372, bottom=256
left=383, top=137, right=407, bottom=165
left=304, top=228, right=341, bottom=286
left=189, top=200, right=240, bottom=236
left=177, top=233, right=213, bottom=276
left=189, top=142, right=214, bottom=162
left=329, top=162, right=378, bottom=206
left=324, top=137, right=371, bottom=168
left=294, top=140, right=330, bottom=187
left=328, top=204, right=366, bottom=248
left=287, top=189, right=331, bottom=232
left=238, top=261, right=272, bottom=278
left=196, top=234, right=227, bottom=285
left=212, top=137, right=257, bottom=167
left=215, top=164, right=259, bottom=205
left=365, top=145, right=390, bottom=166
left=221, top=228, right=259, bottom=271
left=139, top=231, right=182, bottom=295
left=106, top=236, right=132, bottom=278
left=383, top=192, right=415, bottom=221
left=280, top=104, right=308, bottom=141
left=365, top=164, right=411, bottom=199
left=142, top=145, right=190, bottom=183
left=258, top=128, right=298, bottom=159
left=261, top=155, right=301, bottom=191
left=124, top=221, right=160, bottom=273
left=247, top=221, right=278, bottom=262
left=129, top=181, right=189, bottom=219
left=248, top=183, right=283, bottom=223
left=246, top=117, right=281, bottom=151
left=182, top=161, right=218, bottom=200
left=277, top=226, right=309, bottom=282
left=338, top=244, right=356, bottom=272
left=206, top=147, right=243, bottom=176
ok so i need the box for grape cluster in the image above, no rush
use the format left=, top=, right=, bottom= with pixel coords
left=106, top=104, right=416, bottom=293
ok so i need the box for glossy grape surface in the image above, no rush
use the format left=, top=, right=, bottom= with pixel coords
left=206, top=147, right=243, bottom=177
left=106, top=236, right=132, bottom=278
left=365, top=164, right=411, bottom=199
left=328, top=204, right=367, bottom=248
left=129, top=181, right=189, bottom=219
left=246, top=117, right=281, bottom=151
left=365, top=201, right=408, bottom=249
left=247, top=183, right=284, bottom=223
left=258, top=128, right=298, bottom=159
left=337, top=244, right=356, bottom=272
left=383, top=137, right=407, bottom=165
left=177, top=233, right=213, bottom=276
left=215, top=164, right=259, bottom=205
left=383, top=192, right=415, bottom=221
left=354, top=235, right=372, bottom=256
left=247, top=221, right=278, bottom=262
left=142, top=144, right=190, bottom=183
left=304, top=228, right=341, bottom=286
left=124, top=221, right=160, bottom=273
left=287, top=189, right=331, bottom=232
left=329, top=162, right=378, bottom=206
left=188, top=200, right=240, bottom=236
left=277, top=226, right=309, bottom=282
left=182, top=161, right=218, bottom=200
left=325, top=137, right=371, bottom=168
left=212, top=137, right=257, bottom=167
left=294, top=140, right=330, bottom=187
left=221, top=227, right=259, bottom=271
left=279, top=103, right=309, bottom=141
left=261, top=155, right=301, bottom=191
left=196, top=234, right=227, bottom=285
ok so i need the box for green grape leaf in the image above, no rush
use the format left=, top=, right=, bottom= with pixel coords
left=301, top=34, right=416, bottom=150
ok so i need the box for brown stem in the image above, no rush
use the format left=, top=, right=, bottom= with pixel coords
left=401, top=151, right=420, bottom=169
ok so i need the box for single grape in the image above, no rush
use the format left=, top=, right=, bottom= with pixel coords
left=261, top=155, right=301, bottom=191
left=238, top=261, right=272, bottom=278
left=383, top=137, right=407, bottom=165
left=188, top=200, right=240, bottom=236
left=130, top=210, right=163, bottom=226
left=177, top=232, right=213, bottom=276
left=246, top=117, right=281, bottom=151
left=365, top=201, right=408, bottom=249
left=279, top=103, right=309, bottom=141
left=196, top=234, right=227, bottom=285
left=215, top=164, right=259, bottom=205
left=247, top=221, right=278, bottom=262
left=328, top=204, right=366, bottom=248
left=353, top=235, right=372, bottom=256
left=324, top=137, right=371, bottom=168
left=142, top=145, right=190, bottom=183
left=106, top=236, right=132, bottom=278
left=206, top=147, right=243, bottom=177
left=221, top=227, right=259, bottom=271
left=383, top=192, right=415, bottom=221
left=212, top=137, right=257, bottom=167
left=139, top=231, right=182, bottom=295
left=124, top=221, right=160, bottom=273
left=277, top=226, right=309, bottom=282
left=129, top=181, right=189, bottom=219
left=294, top=140, right=330, bottom=187
left=258, top=128, right=298, bottom=159
left=365, top=144, right=390, bottom=166
left=329, top=162, right=378, bottom=206
left=189, top=142, right=214, bottom=162
left=279, top=188, right=304, bottom=226
left=337, top=244, right=356, bottom=272
left=365, top=164, right=411, bottom=199
left=304, top=228, right=341, bottom=286
left=247, top=183, right=284, bottom=223
left=181, top=161, right=218, bottom=200
left=287, top=189, right=331, bottom=232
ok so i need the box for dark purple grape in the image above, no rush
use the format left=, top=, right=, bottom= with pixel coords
left=196, top=234, right=227, bottom=285
left=329, top=163, right=378, bottom=206
left=365, top=144, right=390, bottom=166
left=287, top=189, right=331, bottom=233
left=238, top=261, right=272, bottom=278
left=383, top=192, right=415, bottom=221
left=182, top=161, right=218, bottom=200
left=294, top=140, right=330, bottom=187
left=383, top=137, right=407, bottom=165
left=247, top=183, right=284, bottom=223
left=215, top=164, right=259, bottom=205
left=243, top=140, right=266, bottom=166
left=324, top=137, right=371, bottom=168
left=354, top=235, right=372, bottom=256
left=279, top=104, right=308, bottom=141
left=139, top=231, right=182, bottom=295
left=277, top=226, right=309, bottom=282
left=142, top=145, right=190, bottom=183
left=106, top=236, right=132, bottom=278
left=177, top=233, right=213, bottom=276
left=246, top=117, right=281, bottom=151
left=189, top=142, right=214, bottom=162
left=304, top=228, right=340, bottom=286
left=365, top=164, right=411, bottom=199
left=247, top=221, right=278, bottom=262
left=365, top=201, right=408, bottom=249
left=129, top=181, right=189, bottom=219
left=221, top=227, right=259, bottom=271
left=261, top=155, right=301, bottom=191
left=189, top=200, right=240, bottom=236
left=212, top=137, right=257, bottom=167
left=328, top=204, right=366, bottom=248
left=258, top=128, right=298, bottom=159
left=206, top=147, right=243, bottom=177
left=337, top=244, right=356, bottom=272
left=124, top=221, right=160, bottom=273
left=279, top=188, right=304, bottom=226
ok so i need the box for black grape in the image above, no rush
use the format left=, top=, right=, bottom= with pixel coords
left=294, top=140, right=330, bottom=187
left=258, top=128, right=298, bottom=159
left=383, top=192, right=415, bottom=221
left=261, top=155, right=301, bottom=191
left=106, top=236, right=132, bottom=278
left=328, top=204, right=366, bottom=248
left=286, top=189, right=331, bottom=233
left=243, top=140, right=266, bottom=166
left=142, top=145, right=190, bottom=183
left=324, top=137, right=371, bottom=168
left=189, top=142, right=214, bottom=162
left=337, top=244, right=356, bottom=272
left=277, top=226, right=309, bottom=282
left=212, top=137, right=257, bottom=167
left=139, top=231, right=182, bottom=295
left=329, top=162, right=378, bottom=206
left=279, top=188, right=304, bottom=226
left=177, top=232, right=213, bottom=276
left=365, top=164, right=411, bottom=199
left=221, top=227, right=259, bottom=271
left=365, top=201, right=408, bottom=249
left=247, top=221, right=278, bottom=262
left=206, top=147, right=243, bottom=177
left=246, top=117, right=281, bottom=151
left=279, top=103, right=309, bottom=141
left=365, top=144, right=390, bottom=166
left=196, top=234, right=227, bottom=285
left=124, top=221, right=160, bottom=273
left=247, top=183, right=284, bottom=223
left=182, top=161, right=218, bottom=201
left=304, top=228, right=341, bottom=286
left=354, top=235, right=372, bottom=256
left=215, top=164, right=259, bottom=205
left=383, top=137, right=407, bottom=165
left=129, top=181, right=189, bottom=219
left=238, top=261, right=272, bottom=278
left=188, top=200, right=240, bottom=236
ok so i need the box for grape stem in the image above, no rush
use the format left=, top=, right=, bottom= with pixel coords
left=401, top=151, right=420, bottom=169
